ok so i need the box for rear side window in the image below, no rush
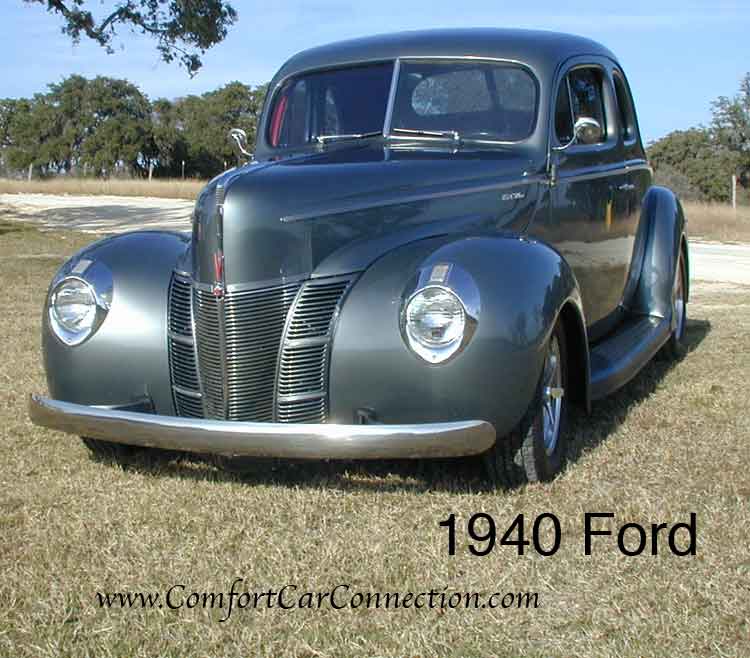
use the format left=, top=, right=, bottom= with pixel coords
left=568, top=67, right=607, bottom=143
left=613, top=71, right=637, bottom=142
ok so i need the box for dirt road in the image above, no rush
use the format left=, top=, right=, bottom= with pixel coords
left=0, top=193, right=193, bottom=234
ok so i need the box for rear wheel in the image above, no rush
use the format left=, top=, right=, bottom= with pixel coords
left=659, top=248, right=688, bottom=360
left=483, top=319, right=569, bottom=487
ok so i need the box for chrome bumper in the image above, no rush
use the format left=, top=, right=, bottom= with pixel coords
left=29, top=394, right=496, bottom=460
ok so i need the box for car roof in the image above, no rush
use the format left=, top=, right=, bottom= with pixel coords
left=273, top=28, right=617, bottom=82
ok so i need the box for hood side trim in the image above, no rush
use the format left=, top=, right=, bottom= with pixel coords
left=280, top=175, right=544, bottom=223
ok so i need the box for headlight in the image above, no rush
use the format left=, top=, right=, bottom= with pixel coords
left=48, top=276, right=109, bottom=346
left=403, top=286, right=468, bottom=363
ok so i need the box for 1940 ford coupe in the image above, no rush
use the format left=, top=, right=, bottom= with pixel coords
left=29, top=29, right=689, bottom=486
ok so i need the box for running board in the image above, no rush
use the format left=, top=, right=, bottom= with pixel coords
left=590, top=315, right=671, bottom=401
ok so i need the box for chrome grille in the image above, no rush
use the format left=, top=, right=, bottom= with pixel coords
left=168, top=274, right=352, bottom=424
left=276, top=277, right=352, bottom=423
left=167, top=276, right=203, bottom=418
left=193, top=283, right=300, bottom=420
left=224, top=283, right=300, bottom=421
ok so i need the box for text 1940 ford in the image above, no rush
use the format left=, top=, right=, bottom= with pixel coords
left=29, top=29, right=689, bottom=486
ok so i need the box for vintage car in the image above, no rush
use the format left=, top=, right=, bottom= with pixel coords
left=29, top=29, right=689, bottom=486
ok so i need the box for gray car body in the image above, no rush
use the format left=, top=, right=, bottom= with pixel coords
left=41, top=28, right=687, bottom=445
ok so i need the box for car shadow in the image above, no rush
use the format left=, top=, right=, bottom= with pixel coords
left=99, top=317, right=711, bottom=493
left=564, top=317, right=711, bottom=466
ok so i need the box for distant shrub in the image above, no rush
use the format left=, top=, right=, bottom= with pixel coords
left=652, top=163, right=706, bottom=202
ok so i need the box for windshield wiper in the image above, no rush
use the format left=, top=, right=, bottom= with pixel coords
left=389, top=128, right=461, bottom=143
left=315, top=131, right=382, bottom=144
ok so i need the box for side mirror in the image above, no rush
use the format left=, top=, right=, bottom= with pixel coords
left=228, top=128, right=253, bottom=159
left=573, top=117, right=603, bottom=145
left=552, top=117, right=605, bottom=153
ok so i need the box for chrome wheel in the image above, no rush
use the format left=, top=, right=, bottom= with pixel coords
left=542, top=336, right=564, bottom=455
left=672, top=254, right=686, bottom=340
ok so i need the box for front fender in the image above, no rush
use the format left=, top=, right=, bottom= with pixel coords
left=328, top=234, right=586, bottom=437
left=42, top=231, right=189, bottom=413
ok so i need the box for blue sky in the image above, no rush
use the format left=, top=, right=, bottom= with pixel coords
left=1, top=1, right=747, bottom=143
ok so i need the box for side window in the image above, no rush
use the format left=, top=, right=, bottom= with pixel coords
left=568, top=67, right=607, bottom=143
left=613, top=71, right=636, bottom=142
left=554, top=80, right=574, bottom=144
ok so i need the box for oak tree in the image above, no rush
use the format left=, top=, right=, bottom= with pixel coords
left=23, top=0, right=238, bottom=75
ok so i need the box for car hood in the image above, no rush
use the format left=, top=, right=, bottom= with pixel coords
left=192, top=143, right=542, bottom=287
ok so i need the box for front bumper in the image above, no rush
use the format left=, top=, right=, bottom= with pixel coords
left=29, top=394, right=496, bottom=460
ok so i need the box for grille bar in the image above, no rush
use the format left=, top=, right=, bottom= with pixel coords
left=276, top=276, right=352, bottom=423
left=167, top=275, right=203, bottom=418
left=193, top=289, right=225, bottom=418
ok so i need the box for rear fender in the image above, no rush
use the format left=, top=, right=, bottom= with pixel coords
left=628, top=186, right=688, bottom=319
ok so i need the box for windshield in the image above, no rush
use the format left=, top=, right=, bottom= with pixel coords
left=391, top=60, right=537, bottom=142
left=267, top=62, right=393, bottom=148
left=266, top=59, right=538, bottom=149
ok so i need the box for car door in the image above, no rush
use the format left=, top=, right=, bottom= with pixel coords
left=530, top=58, right=634, bottom=339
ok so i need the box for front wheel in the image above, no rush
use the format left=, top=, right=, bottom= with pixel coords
left=483, top=319, right=569, bottom=487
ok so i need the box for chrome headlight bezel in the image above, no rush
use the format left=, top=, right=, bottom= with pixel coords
left=400, top=265, right=480, bottom=364
left=47, top=262, right=113, bottom=346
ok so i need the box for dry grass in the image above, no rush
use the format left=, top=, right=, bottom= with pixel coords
left=1, top=222, right=749, bottom=657
left=0, top=177, right=205, bottom=200
left=682, top=201, right=750, bottom=243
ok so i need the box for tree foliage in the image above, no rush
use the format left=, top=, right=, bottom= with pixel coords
left=648, top=72, right=750, bottom=202
left=23, top=0, right=238, bottom=75
left=648, top=129, right=739, bottom=202
left=711, top=73, right=750, bottom=185
left=154, top=82, right=266, bottom=177
left=0, top=74, right=266, bottom=179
